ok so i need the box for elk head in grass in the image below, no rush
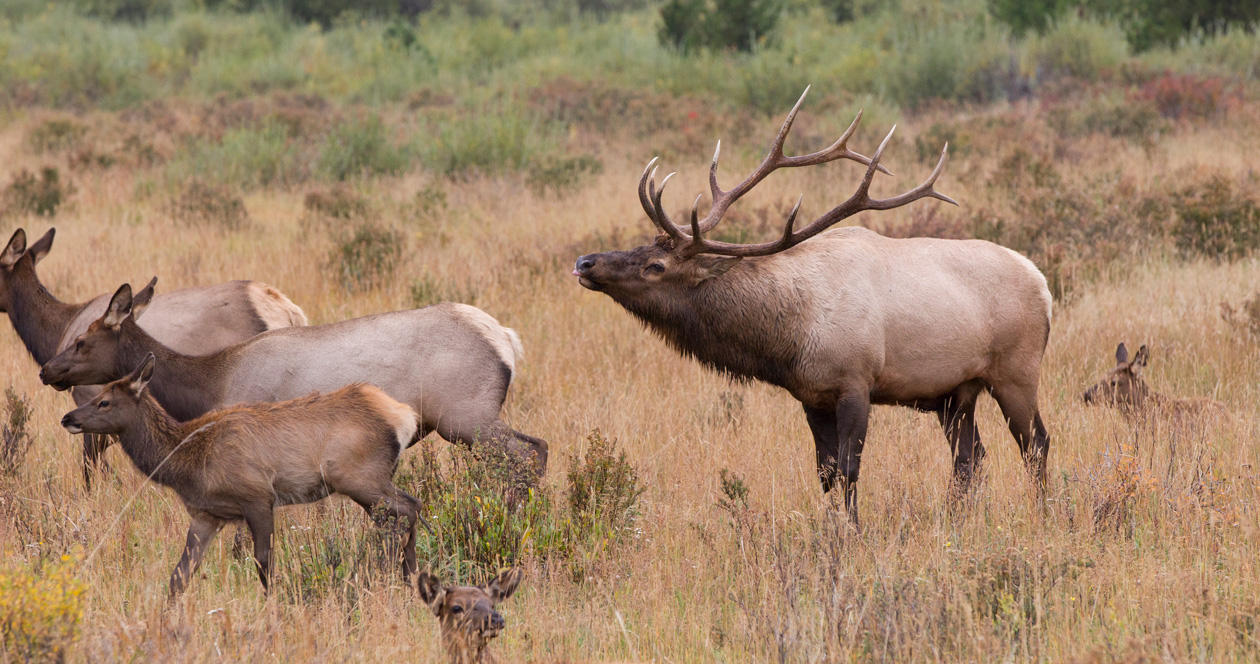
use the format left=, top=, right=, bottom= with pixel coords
left=1083, top=342, right=1229, bottom=424
left=574, top=88, right=1054, bottom=524
left=418, top=568, right=523, bottom=664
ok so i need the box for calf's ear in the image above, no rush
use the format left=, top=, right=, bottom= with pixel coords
left=485, top=567, right=523, bottom=604
left=417, top=572, right=446, bottom=615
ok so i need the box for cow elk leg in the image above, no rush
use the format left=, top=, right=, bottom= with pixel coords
left=81, top=433, right=112, bottom=489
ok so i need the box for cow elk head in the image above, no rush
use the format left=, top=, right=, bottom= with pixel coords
left=418, top=568, right=523, bottom=664
left=573, top=86, right=955, bottom=305
left=0, top=228, right=55, bottom=312
left=39, top=279, right=155, bottom=391
left=1083, top=342, right=1150, bottom=411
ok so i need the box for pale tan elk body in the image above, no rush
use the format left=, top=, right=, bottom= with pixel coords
left=60, top=355, right=425, bottom=596
left=1083, top=342, right=1230, bottom=427
left=40, top=282, right=548, bottom=473
left=417, top=569, right=523, bottom=664
left=0, top=228, right=306, bottom=484
left=573, top=89, right=1052, bottom=522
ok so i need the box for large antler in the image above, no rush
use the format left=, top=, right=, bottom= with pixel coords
left=638, top=87, right=957, bottom=259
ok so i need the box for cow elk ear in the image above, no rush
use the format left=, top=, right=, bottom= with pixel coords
left=1130, top=345, right=1149, bottom=376
left=26, top=228, right=55, bottom=265
left=417, top=572, right=446, bottom=614
left=1, top=229, right=26, bottom=268
left=1114, top=342, right=1129, bottom=366
left=102, top=284, right=133, bottom=329
left=485, top=567, right=523, bottom=604
left=131, top=277, right=157, bottom=322
left=128, top=353, right=156, bottom=396
left=692, top=255, right=742, bottom=284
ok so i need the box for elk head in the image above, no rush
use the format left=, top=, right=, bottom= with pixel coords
left=40, top=279, right=156, bottom=391
left=0, top=228, right=56, bottom=312
left=1083, top=342, right=1150, bottom=411
left=417, top=568, right=523, bottom=663
left=61, top=353, right=155, bottom=436
left=573, top=87, right=955, bottom=310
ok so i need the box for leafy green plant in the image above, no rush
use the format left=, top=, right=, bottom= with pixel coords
left=526, top=155, right=603, bottom=195
left=24, top=118, right=88, bottom=154
left=1171, top=171, right=1260, bottom=260
left=329, top=223, right=404, bottom=291
left=319, top=117, right=410, bottom=181
left=1, top=168, right=75, bottom=217
left=169, top=180, right=251, bottom=231
left=659, top=0, right=784, bottom=53
left=1, top=388, right=33, bottom=479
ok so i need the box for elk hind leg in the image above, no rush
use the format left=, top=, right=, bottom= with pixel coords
left=242, top=505, right=275, bottom=593
left=991, top=382, right=1051, bottom=492
left=341, top=485, right=422, bottom=580
left=938, top=381, right=986, bottom=496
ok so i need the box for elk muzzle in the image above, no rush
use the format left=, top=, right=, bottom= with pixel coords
left=39, top=363, right=73, bottom=392
left=573, top=254, right=603, bottom=291
left=61, top=412, right=83, bottom=435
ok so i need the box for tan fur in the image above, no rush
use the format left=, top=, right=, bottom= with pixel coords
left=447, top=303, right=521, bottom=378
left=60, top=358, right=426, bottom=597
left=246, top=281, right=309, bottom=328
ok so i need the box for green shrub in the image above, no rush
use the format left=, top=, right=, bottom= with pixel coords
left=329, top=222, right=404, bottom=291
left=74, top=0, right=171, bottom=22
left=167, top=122, right=305, bottom=190
left=658, top=0, right=785, bottom=53
left=24, top=118, right=88, bottom=154
left=1171, top=171, right=1260, bottom=260
left=1, top=168, right=75, bottom=217
left=1086, top=0, right=1260, bottom=52
left=169, top=180, right=251, bottom=230
left=319, top=116, right=410, bottom=181
left=526, top=155, right=603, bottom=195
left=1027, top=15, right=1128, bottom=80
left=421, top=108, right=542, bottom=177
left=303, top=184, right=372, bottom=221
left=988, top=0, right=1071, bottom=36
left=1, top=388, right=32, bottom=479
left=566, top=429, right=645, bottom=542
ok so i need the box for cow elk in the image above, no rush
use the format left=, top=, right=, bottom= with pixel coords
left=60, top=354, right=426, bottom=596
left=40, top=280, right=548, bottom=475
left=572, top=88, right=1053, bottom=524
left=0, top=228, right=306, bottom=486
left=1083, top=342, right=1230, bottom=425
left=417, top=568, right=523, bottom=664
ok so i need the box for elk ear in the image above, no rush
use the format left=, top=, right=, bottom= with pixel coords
left=692, top=255, right=742, bottom=284
left=485, top=567, right=523, bottom=604
left=1, top=229, right=26, bottom=268
left=102, top=284, right=133, bottom=329
left=127, top=353, right=156, bottom=395
left=1114, top=342, right=1129, bottom=365
left=26, top=228, right=54, bottom=265
left=417, top=572, right=446, bottom=614
left=1129, top=345, right=1149, bottom=376
left=131, top=277, right=157, bottom=322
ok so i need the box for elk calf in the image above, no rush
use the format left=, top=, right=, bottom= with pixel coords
left=417, top=568, right=523, bottom=664
left=60, top=354, right=426, bottom=597
left=1083, top=342, right=1229, bottom=424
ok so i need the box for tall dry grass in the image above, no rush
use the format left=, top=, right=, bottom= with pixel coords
left=0, top=90, right=1258, bottom=662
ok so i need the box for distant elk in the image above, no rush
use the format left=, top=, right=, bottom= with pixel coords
left=573, top=89, right=1052, bottom=523
left=418, top=568, right=523, bottom=664
left=61, top=354, right=425, bottom=596
left=1083, top=342, right=1230, bottom=424
left=0, top=228, right=306, bottom=486
left=40, top=279, right=548, bottom=474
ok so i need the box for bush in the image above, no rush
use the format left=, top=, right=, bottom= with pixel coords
left=1, top=168, right=75, bottom=217
left=658, top=0, right=785, bottom=53
left=1087, top=0, right=1260, bottom=52
left=304, top=184, right=372, bottom=221
left=0, top=556, right=86, bottom=662
left=24, top=118, right=88, bottom=154
left=0, top=389, right=32, bottom=479
left=169, top=180, right=251, bottom=230
left=1134, top=72, right=1229, bottom=120
left=1170, top=171, right=1260, bottom=260
left=167, top=123, right=304, bottom=190
left=421, top=108, right=542, bottom=177
left=1028, top=15, right=1128, bottom=80
left=526, top=154, right=603, bottom=195
left=318, top=117, right=410, bottom=181
left=74, top=0, right=171, bottom=21
left=566, top=429, right=645, bottom=542
left=329, top=222, right=404, bottom=291
left=988, top=0, right=1071, bottom=36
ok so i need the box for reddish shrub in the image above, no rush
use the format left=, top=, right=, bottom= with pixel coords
left=1133, top=73, right=1231, bottom=120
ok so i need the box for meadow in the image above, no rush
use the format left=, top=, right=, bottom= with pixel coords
left=1, top=1, right=1260, bottom=661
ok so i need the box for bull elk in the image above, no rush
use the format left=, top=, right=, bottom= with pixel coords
left=61, top=354, right=425, bottom=596
left=572, top=89, right=1053, bottom=523
left=417, top=568, right=523, bottom=664
left=40, top=280, right=548, bottom=474
left=0, top=228, right=306, bottom=486
left=1083, top=342, right=1230, bottom=425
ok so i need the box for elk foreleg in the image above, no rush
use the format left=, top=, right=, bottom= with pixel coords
left=242, top=505, right=275, bottom=593
left=169, top=512, right=224, bottom=599
left=835, top=393, right=870, bottom=526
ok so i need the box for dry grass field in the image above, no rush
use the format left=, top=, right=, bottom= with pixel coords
left=2, top=4, right=1260, bottom=663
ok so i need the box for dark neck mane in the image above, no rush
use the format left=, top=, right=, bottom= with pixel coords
left=6, top=259, right=87, bottom=365
left=118, top=319, right=232, bottom=422
left=614, top=260, right=805, bottom=389
left=116, top=395, right=198, bottom=487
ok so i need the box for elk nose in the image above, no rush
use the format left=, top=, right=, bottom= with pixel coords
left=60, top=414, right=73, bottom=427
left=573, top=255, right=596, bottom=275
left=490, top=612, right=504, bottom=630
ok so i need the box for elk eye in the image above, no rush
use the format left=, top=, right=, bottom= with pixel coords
left=644, top=263, right=665, bottom=275
left=97, top=400, right=110, bottom=409
left=451, top=605, right=463, bottom=614
left=75, top=340, right=84, bottom=351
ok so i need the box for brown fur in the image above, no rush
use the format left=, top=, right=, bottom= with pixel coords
left=60, top=355, right=425, bottom=597
left=1083, top=342, right=1230, bottom=427
left=417, top=569, right=523, bottom=664
left=40, top=282, right=548, bottom=476
left=1, top=228, right=306, bottom=487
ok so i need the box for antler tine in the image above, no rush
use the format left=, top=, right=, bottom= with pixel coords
left=649, top=171, right=691, bottom=244
left=709, top=140, right=722, bottom=198
left=638, top=158, right=663, bottom=228
left=689, top=194, right=704, bottom=241
left=866, top=142, right=958, bottom=210
left=770, top=85, right=811, bottom=161
left=784, top=110, right=894, bottom=175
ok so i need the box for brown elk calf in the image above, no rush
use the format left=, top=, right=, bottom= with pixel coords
left=417, top=569, right=523, bottom=664
left=1083, top=343, right=1230, bottom=424
left=60, top=354, right=426, bottom=597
